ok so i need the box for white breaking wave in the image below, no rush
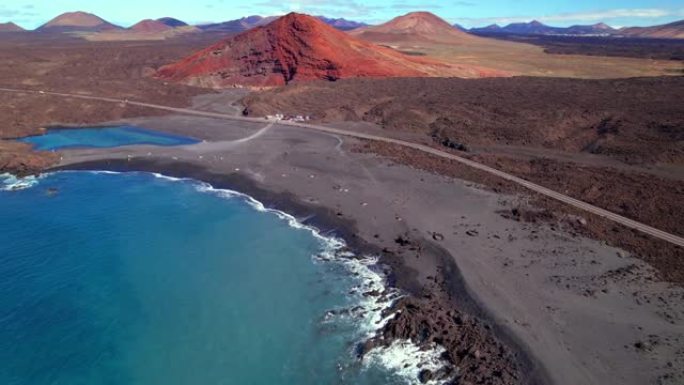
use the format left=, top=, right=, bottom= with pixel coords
left=151, top=172, right=186, bottom=182
left=88, top=170, right=120, bottom=175
left=364, top=340, right=452, bottom=385
left=193, top=181, right=346, bottom=247
left=0, top=173, right=44, bottom=191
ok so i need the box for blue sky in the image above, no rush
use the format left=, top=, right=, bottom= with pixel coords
left=2, top=0, right=683, bottom=29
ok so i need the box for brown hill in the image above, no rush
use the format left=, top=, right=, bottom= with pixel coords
left=619, top=19, right=684, bottom=39
left=351, top=11, right=481, bottom=43
left=129, top=19, right=173, bottom=33
left=157, top=13, right=503, bottom=88
left=38, top=11, right=121, bottom=32
left=0, top=22, right=24, bottom=32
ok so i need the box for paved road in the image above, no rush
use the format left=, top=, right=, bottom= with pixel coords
left=2, top=87, right=683, bottom=248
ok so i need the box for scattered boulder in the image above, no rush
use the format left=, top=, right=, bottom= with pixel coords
left=418, top=369, right=434, bottom=383
left=395, top=235, right=412, bottom=246
left=432, top=232, right=445, bottom=241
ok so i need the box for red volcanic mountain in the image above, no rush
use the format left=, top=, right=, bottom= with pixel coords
left=37, top=11, right=121, bottom=32
left=129, top=19, right=173, bottom=33
left=157, top=13, right=458, bottom=88
left=0, top=22, right=24, bottom=32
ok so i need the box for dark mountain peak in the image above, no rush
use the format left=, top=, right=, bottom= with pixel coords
left=243, top=15, right=266, bottom=24
left=316, top=15, right=368, bottom=31
left=199, top=15, right=279, bottom=32
left=157, top=17, right=188, bottom=28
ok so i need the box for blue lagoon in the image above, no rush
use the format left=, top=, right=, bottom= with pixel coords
left=19, top=125, right=198, bottom=150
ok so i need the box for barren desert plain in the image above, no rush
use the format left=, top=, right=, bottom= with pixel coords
left=1, top=8, right=684, bottom=385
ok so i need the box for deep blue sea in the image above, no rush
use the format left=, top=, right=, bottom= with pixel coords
left=19, top=126, right=198, bottom=150
left=0, top=171, right=445, bottom=385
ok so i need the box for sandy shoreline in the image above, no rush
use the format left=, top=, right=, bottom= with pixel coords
left=32, top=112, right=684, bottom=385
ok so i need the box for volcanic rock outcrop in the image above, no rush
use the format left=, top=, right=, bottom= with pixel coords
left=37, top=11, right=121, bottom=32
left=157, top=13, right=470, bottom=88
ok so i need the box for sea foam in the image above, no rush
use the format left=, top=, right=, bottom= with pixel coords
left=0, top=173, right=43, bottom=191
left=364, top=340, right=452, bottom=385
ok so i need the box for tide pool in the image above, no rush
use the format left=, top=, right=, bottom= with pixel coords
left=19, top=126, right=198, bottom=150
left=0, top=171, right=441, bottom=385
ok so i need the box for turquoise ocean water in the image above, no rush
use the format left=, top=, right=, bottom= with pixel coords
left=19, top=126, right=198, bottom=150
left=0, top=171, right=445, bottom=385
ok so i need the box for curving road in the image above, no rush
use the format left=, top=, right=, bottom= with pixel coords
left=2, top=87, right=683, bottom=248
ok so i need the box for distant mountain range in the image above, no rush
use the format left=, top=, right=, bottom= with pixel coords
left=469, top=19, right=684, bottom=39
left=199, top=15, right=367, bottom=32
left=315, top=16, right=367, bottom=31
left=4, top=10, right=683, bottom=40
left=198, top=15, right=278, bottom=32
left=27, top=12, right=196, bottom=39
left=470, top=20, right=616, bottom=36
left=5, top=12, right=366, bottom=34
